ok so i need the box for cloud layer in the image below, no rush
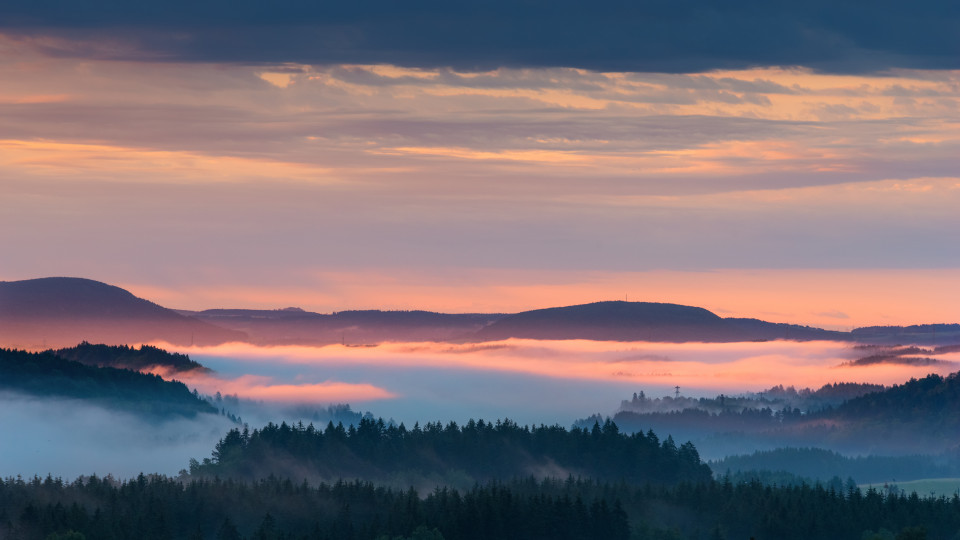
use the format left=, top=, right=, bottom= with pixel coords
left=1, top=1, right=958, bottom=73
left=1, top=38, right=958, bottom=326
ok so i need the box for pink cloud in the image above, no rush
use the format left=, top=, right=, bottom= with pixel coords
left=146, top=365, right=396, bottom=403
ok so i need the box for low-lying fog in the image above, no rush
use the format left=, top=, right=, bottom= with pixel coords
left=0, top=391, right=233, bottom=479
left=168, top=339, right=957, bottom=426
left=8, top=339, right=958, bottom=479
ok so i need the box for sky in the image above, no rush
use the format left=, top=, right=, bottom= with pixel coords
left=1, top=2, right=959, bottom=329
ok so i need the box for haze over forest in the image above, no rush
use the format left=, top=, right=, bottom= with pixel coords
left=3, top=276, right=960, bottom=539
left=4, top=277, right=960, bottom=476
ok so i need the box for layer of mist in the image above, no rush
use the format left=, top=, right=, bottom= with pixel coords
left=166, top=339, right=959, bottom=427
left=6, top=337, right=960, bottom=480
left=0, top=391, right=233, bottom=479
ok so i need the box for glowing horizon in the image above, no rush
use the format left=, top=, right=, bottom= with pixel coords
left=173, top=338, right=958, bottom=390
left=113, top=267, right=960, bottom=331
left=3, top=30, right=959, bottom=355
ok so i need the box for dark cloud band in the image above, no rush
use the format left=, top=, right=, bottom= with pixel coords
left=2, top=0, right=958, bottom=72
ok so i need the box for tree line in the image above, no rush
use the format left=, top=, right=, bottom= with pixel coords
left=1, top=471, right=956, bottom=540
left=191, top=417, right=712, bottom=487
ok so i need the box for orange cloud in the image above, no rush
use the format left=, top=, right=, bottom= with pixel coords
left=0, top=139, right=338, bottom=184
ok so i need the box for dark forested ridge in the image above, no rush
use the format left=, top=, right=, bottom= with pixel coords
left=190, top=417, right=712, bottom=487
left=853, top=324, right=960, bottom=345
left=0, top=348, right=216, bottom=418
left=601, top=372, right=960, bottom=456
left=617, top=382, right=886, bottom=416
left=832, top=372, right=960, bottom=426
left=52, top=342, right=208, bottom=373
left=179, top=307, right=504, bottom=345
left=713, top=447, right=960, bottom=485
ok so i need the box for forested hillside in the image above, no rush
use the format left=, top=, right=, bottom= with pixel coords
left=832, top=372, right=960, bottom=430
left=713, top=447, right=960, bottom=485
left=601, top=372, right=960, bottom=455
left=191, top=417, right=712, bottom=487
left=52, top=342, right=207, bottom=373
left=0, top=348, right=216, bottom=418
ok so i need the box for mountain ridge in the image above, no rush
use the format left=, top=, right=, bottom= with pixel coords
left=0, top=277, right=246, bottom=348
left=2, top=277, right=957, bottom=346
left=474, top=300, right=848, bottom=343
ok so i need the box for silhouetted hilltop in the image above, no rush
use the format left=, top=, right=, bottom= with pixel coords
left=181, top=307, right=504, bottom=345
left=712, top=447, right=960, bottom=484
left=0, top=277, right=170, bottom=318
left=0, top=347, right=216, bottom=418
left=852, top=323, right=960, bottom=345
left=723, top=317, right=847, bottom=341
left=831, top=372, right=960, bottom=431
left=5, top=278, right=958, bottom=346
left=600, top=371, right=960, bottom=456
left=53, top=342, right=208, bottom=373
left=474, top=301, right=845, bottom=342
left=0, top=277, right=245, bottom=348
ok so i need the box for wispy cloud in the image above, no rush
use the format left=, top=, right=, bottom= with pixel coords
left=1, top=39, right=958, bottom=327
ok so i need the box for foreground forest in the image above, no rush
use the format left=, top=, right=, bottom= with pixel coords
left=2, top=414, right=959, bottom=539
left=2, top=452, right=958, bottom=539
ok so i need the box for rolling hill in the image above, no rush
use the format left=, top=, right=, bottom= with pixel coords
left=473, top=301, right=846, bottom=342
left=0, top=277, right=246, bottom=348
left=3, top=278, right=957, bottom=346
left=180, top=307, right=504, bottom=345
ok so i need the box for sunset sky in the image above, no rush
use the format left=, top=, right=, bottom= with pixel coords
left=2, top=2, right=959, bottom=329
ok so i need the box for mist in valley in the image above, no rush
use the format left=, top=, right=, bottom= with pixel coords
left=0, top=391, right=233, bottom=479
left=169, top=338, right=959, bottom=425
left=5, top=337, right=960, bottom=484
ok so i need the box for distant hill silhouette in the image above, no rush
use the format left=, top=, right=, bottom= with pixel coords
left=851, top=324, right=960, bottom=346
left=0, top=277, right=245, bottom=348
left=473, top=301, right=846, bottom=342
left=180, top=307, right=504, bottom=345
left=4, top=278, right=958, bottom=346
